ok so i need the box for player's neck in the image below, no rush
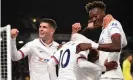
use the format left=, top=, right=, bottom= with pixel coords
left=42, top=38, right=53, bottom=45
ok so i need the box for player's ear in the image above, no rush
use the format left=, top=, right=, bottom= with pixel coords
left=50, top=27, right=55, bottom=34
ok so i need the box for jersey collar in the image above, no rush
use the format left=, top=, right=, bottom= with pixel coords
left=39, top=39, right=53, bottom=47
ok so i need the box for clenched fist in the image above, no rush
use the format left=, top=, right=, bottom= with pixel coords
left=11, top=29, right=19, bottom=39
left=72, top=23, right=82, bottom=34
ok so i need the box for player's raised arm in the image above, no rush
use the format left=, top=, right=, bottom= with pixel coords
left=71, top=33, right=99, bottom=46
left=11, top=29, right=30, bottom=61
left=71, top=23, right=82, bottom=34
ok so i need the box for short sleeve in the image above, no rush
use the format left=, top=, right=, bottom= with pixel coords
left=109, top=22, right=121, bottom=36
left=51, top=49, right=62, bottom=64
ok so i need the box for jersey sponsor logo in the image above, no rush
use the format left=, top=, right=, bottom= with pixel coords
left=39, top=57, right=49, bottom=62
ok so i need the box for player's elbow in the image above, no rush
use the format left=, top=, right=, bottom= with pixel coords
left=11, top=53, right=22, bottom=61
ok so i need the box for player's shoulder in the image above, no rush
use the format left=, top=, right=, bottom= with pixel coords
left=109, top=20, right=122, bottom=27
left=52, top=41, right=59, bottom=46
left=21, top=38, right=39, bottom=48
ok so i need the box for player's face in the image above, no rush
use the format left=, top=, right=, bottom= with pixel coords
left=128, top=55, right=133, bottom=61
left=39, top=22, right=54, bottom=40
left=89, top=8, right=105, bottom=27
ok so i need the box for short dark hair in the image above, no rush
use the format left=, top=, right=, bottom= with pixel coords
left=40, top=18, right=57, bottom=30
left=85, top=1, right=106, bottom=13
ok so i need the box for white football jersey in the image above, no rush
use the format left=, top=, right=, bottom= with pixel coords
left=51, top=41, right=87, bottom=80
left=19, top=39, right=59, bottom=80
left=98, top=20, right=127, bottom=79
left=70, top=33, right=103, bottom=80
left=49, top=40, right=102, bottom=80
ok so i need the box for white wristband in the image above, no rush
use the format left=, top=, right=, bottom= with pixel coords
left=91, top=43, right=99, bottom=49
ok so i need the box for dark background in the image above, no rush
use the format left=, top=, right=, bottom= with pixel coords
left=1, top=0, right=133, bottom=35
left=1, top=0, right=133, bottom=79
left=2, top=0, right=133, bottom=48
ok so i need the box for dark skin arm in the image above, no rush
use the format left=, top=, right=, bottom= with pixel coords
left=76, top=33, right=121, bottom=52
left=98, top=33, right=121, bottom=52
left=76, top=39, right=119, bottom=71
left=76, top=44, right=118, bottom=71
